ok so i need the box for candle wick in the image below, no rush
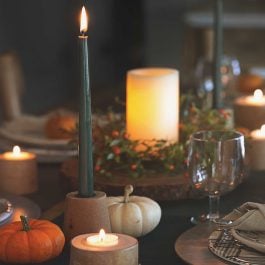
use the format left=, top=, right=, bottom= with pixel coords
left=81, top=31, right=86, bottom=37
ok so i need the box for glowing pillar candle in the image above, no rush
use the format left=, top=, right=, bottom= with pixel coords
left=78, top=6, right=94, bottom=197
left=126, top=68, right=179, bottom=144
left=0, top=146, right=38, bottom=195
left=70, top=229, right=138, bottom=265
left=249, top=125, right=265, bottom=170
left=234, top=89, right=265, bottom=130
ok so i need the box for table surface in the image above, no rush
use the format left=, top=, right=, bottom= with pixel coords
left=0, top=163, right=265, bottom=265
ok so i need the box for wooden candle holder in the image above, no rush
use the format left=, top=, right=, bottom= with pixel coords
left=234, top=98, right=265, bottom=130
left=248, top=138, right=265, bottom=171
left=0, top=155, right=38, bottom=195
left=63, top=191, right=111, bottom=241
left=70, top=233, right=138, bottom=265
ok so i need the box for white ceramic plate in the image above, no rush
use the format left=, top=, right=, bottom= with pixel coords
left=0, top=114, right=73, bottom=148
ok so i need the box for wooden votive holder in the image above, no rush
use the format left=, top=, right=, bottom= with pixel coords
left=248, top=127, right=265, bottom=170
left=70, top=233, right=138, bottom=265
left=0, top=149, right=38, bottom=195
left=234, top=93, right=265, bottom=130
left=63, top=191, right=111, bottom=242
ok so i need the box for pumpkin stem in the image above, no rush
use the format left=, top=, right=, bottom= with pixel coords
left=20, top=216, right=31, bottom=232
left=124, top=185, right=133, bottom=203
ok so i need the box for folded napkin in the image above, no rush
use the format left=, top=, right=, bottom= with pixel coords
left=223, top=202, right=265, bottom=253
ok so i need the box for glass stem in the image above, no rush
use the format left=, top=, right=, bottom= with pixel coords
left=208, top=194, right=220, bottom=221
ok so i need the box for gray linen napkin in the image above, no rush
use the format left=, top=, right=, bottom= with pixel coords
left=223, top=202, right=265, bottom=253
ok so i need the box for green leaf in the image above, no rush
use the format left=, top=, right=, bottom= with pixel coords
left=107, top=153, right=115, bottom=160
left=110, top=139, right=121, bottom=146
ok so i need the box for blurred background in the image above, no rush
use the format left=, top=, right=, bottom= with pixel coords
left=0, top=0, right=265, bottom=118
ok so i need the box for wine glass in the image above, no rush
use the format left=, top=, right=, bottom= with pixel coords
left=195, top=55, right=241, bottom=109
left=187, top=130, right=245, bottom=223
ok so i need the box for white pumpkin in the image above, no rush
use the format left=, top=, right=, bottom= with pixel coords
left=106, top=185, right=161, bottom=237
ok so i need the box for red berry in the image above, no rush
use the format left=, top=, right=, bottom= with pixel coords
left=123, top=132, right=129, bottom=139
left=112, top=146, right=121, bottom=155
left=111, top=130, right=119, bottom=138
left=130, top=164, right=137, bottom=171
left=95, top=165, right=101, bottom=172
left=169, top=165, right=175, bottom=171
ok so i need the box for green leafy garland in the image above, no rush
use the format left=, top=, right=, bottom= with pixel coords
left=91, top=96, right=229, bottom=178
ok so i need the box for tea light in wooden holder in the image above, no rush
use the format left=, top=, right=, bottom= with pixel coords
left=70, top=229, right=138, bottom=265
left=248, top=124, right=265, bottom=170
left=234, top=89, right=265, bottom=130
left=0, top=146, right=38, bottom=195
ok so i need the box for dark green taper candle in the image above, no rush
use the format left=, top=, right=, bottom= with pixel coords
left=213, top=0, right=223, bottom=109
left=78, top=6, right=94, bottom=197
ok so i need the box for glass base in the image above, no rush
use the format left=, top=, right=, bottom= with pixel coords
left=190, top=213, right=220, bottom=225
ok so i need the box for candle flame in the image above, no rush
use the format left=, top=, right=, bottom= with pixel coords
left=261, top=124, right=265, bottom=134
left=253, top=89, right=263, bottom=100
left=99, top=229, right=105, bottom=242
left=80, top=6, right=88, bottom=33
left=12, top=145, right=21, bottom=156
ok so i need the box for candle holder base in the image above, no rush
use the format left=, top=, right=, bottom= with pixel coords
left=0, top=159, right=38, bottom=195
left=70, top=233, right=138, bottom=265
left=63, top=191, right=111, bottom=241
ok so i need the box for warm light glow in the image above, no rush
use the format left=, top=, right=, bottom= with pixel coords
left=253, top=89, right=263, bottom=100
left=13, top=145, right=21, bottom=156
left=238, top=88, right=265, bottom=105
left=80, top=6, right=88, bottom=33
left=260, top=124, right=265, bottom=135
left=86, top=229, right=118, bottom=247
left=250, top=124, right=265, bottom=139
left=1, top=146, right=35, bottom=160
left=99, top=229, right=105, bottom=242
left=126, top=68, right=179, bottom=145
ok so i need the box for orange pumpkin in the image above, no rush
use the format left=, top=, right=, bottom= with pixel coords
left=0, top=216, right=65, bottom=264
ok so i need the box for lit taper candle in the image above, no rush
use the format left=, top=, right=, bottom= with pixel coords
left=78, top=6, right=94, bottom=197
left=213, top=0, right=223, bottom=109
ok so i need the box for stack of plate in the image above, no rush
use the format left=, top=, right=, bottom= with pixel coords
left=0, top=114, right=78, bottom=163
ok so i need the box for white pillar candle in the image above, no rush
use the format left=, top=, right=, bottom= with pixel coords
left=249, top=124, right=265, bottom=170
left=70, top=231, right=138, bottom=265
left=0, top=146, right=38, bottom=195
left=126, top=68, right=179, bottom=144
left=234, top=89, right=265, bottom=130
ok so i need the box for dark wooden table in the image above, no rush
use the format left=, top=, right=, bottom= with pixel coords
left=1, top=163, right=265, bottom=265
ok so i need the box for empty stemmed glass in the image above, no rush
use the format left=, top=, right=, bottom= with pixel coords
left=187, top=130, right=245, bottom=223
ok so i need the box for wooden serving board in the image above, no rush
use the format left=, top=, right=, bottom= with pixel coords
left=60, top=159, right=195, bottom=201
left=175, top=223, right=226, bottom=265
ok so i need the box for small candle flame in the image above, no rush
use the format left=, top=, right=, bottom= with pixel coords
left=253, top=89, right=263, bottom=100
left=80, top=6, right=88, bottom=34
left=12, top=146, right=21, bottom=156
left=99, top=229, right=105, bottom=242
left=261, top=124, right=265, bottom=135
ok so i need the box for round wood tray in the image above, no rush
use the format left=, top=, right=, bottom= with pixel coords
left=60, top=159, right=195, bottom=201
left=175, top=223, right=225, bottom=265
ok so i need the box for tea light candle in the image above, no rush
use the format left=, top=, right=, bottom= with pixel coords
left=70, top=230, right=138, bottom=265
left=248, top=124, right=265, bottom=170
left=86, top=229, right=118, bottom=247
left=2, top=145, right=35, bottom=160
left=0, top=146, right=38, bottom=195
left=234, top=89, right=265, bottom=130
